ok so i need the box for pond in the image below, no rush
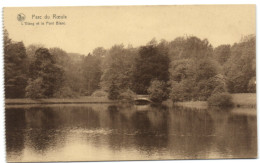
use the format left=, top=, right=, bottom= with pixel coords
left=5, top=104, right=257, bottom=162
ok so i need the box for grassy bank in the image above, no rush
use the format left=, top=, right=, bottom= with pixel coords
left=171, top=93, right=256, bottom=109
left=5, top=96, right=113, bottom=105
left=232, top=93, right=256, bottom=108
left=174, top=101, right=208, bottom=109
left=5, top=93, right=256, bottom=108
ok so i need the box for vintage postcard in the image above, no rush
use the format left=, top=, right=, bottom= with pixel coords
left=3, top=5, right=256, bottom=162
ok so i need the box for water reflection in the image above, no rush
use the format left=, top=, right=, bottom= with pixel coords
left=6, top=104, right=257, bottom=161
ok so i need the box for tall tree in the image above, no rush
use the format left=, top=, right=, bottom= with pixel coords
left=101, top=44, right=137, bottom=93
left=50, top=47, right=84, bottom=97
left=82, top=53, right=102, bottom=95
left=213, top=44, right=231, bottom=65
left=132, top=43, right=170, bottom=94
left=224, top=35, right=256, bottom=93
left=4, top=30, right=28, bottom=98
left=26, top=48, right=64, bottom=98
left=92, top=47, right=106, bottom=57
left=168, top=36, right=213, bottom=60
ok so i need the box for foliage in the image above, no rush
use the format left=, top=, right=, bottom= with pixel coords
left=132, top=43, right=170, bottom=94
left=50, top=48, right=85, bottom=96
left=82, top=53, right=102, bottom=95
left=168, top=36, right=213, bottom=60
left=170, top=81, right=186, bottom=102
left=207, top=92, right=233, bottom=107
left=53, top=86, right=79, bottom=98
left=147, top=80, right=169, bottom=103
left=170, top=59, right=193, bottom=82
left=196, top=74, right=226, bottom=100
left=26, top=48, right=64, bottom=98
left=108, top=81, right=120, bottom=100
left=92, top=47, right=106, bottom=57
left=224, top=35, right=256, bottom=93
left=170, top=58, right=221, bottom=101
left=25, top=78, right=45, bottom=99
left=4, top=30, right=28, bottom=98
left=247, top=77, right=256, bottom=93
left=4, top=29, right=255, bottom=102
left=92, top=90, right=108, bottom=97
left=101, top=45, right=137, bottom=92
left=168, top=37, right=218, bottom=102
left=119, top=89, right=136, bottom=101
left=213, top=44, right=231, bottom=65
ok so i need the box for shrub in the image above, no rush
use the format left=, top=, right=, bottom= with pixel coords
left=148, top=80, right=169, bottom=103
left=197, top=74, right=227, bottom=101
left=170, top=81, right=185, bottom=102
left=53, top=86, right=79, bottom=98
left=108, top=82, right=120, bottom=100
left=25, top=78, right=45, bottom=99
left=170, top=80, right=195, bottom=102
left=119, top=89, right=135, bottom=101
left=207, top=92, right=233, bottom=107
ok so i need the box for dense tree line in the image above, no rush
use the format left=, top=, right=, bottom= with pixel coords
left=4, top=29, right=256, bottom=103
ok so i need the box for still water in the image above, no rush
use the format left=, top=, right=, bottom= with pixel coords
left=6, top=104, right=257, bottom=162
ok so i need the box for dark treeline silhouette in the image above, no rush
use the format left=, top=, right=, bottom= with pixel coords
left=4, top=29, right=256, bottom=102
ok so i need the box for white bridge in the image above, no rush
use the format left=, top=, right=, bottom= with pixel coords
left=133, top=95, right=152, bottom=103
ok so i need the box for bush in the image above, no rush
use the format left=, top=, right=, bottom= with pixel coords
left=148, top=80, right=169, bottom=103
left=92, top=90, right=108, bottom=97
left=170, top=80, right=196, bottom=102
left=108, top=82, right=120, bottom=100
left=170, top=81, right=185, bottom=102
left=207, top=92, right=233, bottom=107
left=25, top=78, right=45, bottom=99
left=119, top=89, right=136, bottom=101
left=53, top=86, right=79, bottom=98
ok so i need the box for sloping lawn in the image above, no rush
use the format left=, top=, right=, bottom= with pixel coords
left=232, top=93, right=256, bottom=107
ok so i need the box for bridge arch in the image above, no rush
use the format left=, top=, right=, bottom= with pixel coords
left=133, top=95, right=152, bottom=104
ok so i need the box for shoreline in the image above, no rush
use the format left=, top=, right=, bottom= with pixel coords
left=171, top=93, right=256, bottom=109
left=5, top=97, right=115, bottom=105
left=5, top=93, right=256, bottom=108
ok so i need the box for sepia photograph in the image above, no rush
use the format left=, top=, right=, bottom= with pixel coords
left=3, top=5, right=257, bottom=162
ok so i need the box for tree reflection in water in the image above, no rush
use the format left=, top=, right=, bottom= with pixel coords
left=5, top=104, right=257, bottom=161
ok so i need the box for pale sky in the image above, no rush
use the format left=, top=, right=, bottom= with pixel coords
left=4, top=5, right=255, bottom=55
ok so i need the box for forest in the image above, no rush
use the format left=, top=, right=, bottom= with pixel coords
left=4, top=29, right=256, bottom=105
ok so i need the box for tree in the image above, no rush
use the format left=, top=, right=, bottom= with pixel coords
left=208, top=92, right=233, bottom=107
left=26, top=44, right=45, bottom=62
left=247, top=77, right=256, bottom=93
left=147, top=80, right=169, bottom=103
left=26, top=48, right=64, bottom=98
left=101, top=44, right=137, bottom=93
left=132, top=44, right=170, bottom=94
left=108, top=81, right=120, bottom=100
left=92, top=47, right=106, bottom=57
left=25, top=78, right=45, bottom=99
left=4, top=30, right=28, bottom=98
left=4, top=29, right=11, bottom=46
left=82, top=53, right=102, bottom=95
left=169, top=57, right=220, bottom=101
left=224, top=35, right=256, bottom=93
left=50, top=48, right=83, bottom=96
left=213, top=44, right=231, bottom=65
left=119, top=89, right=136, bottom=101
left=168, top=36, right=213, bottom=60
left=170, top=59, right=193, bottom=83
